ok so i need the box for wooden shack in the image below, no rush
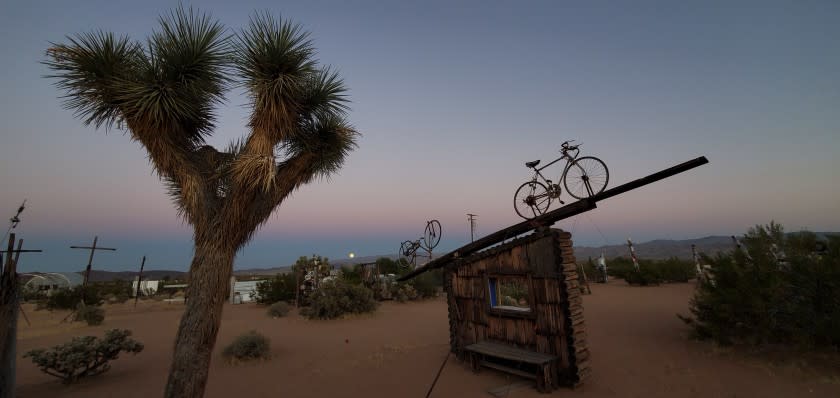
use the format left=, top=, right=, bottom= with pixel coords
left=399, top=156, right=709, bottom=393
left=441, top=227, right=588, bottom=392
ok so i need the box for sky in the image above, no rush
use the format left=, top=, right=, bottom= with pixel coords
left=1, top=1, right=838, bottom=272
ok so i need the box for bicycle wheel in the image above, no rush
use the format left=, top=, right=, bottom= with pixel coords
left=514, top=181, right=552, bottom=219
left=423, top=220, right=442, bottom=251
left=399, top=241, right=413, bottom=263
left=564, top=156, right=609, bottom=199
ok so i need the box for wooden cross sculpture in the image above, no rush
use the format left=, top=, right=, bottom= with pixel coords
left=70, top=236, right=116, bottom=302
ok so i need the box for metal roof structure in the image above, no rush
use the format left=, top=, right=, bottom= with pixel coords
left=22, top=272, right=84, bottom=290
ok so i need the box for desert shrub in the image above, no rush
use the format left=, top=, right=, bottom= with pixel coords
left=622, top=268, right=662, bottom=286
left=46, top=286, right=103, bottom=310
left=24, top=329, right=143, bottom=383
left=74, top=305, right=105, bottom=325
left=654, top=257, right=696, bottom=282
left=267, top=301, right=291, bottom=318
left=375, top=257, right=410, bottom=276
left=606, top=257, right=637, bottom=280
left=300, top=280, right=378, bottom=319
left=392, top=283, right=418, bottom=303
left=609, top=256, right=694, bottom=285
left=254, top=273, right=296, bottom=305
left=98, top=280, right=132, bottom=303
left=340, top=265, right=364, bottom=285
left=412, top=269, right=443, bottom=298
left=683, top=223, right=840, bottom=349
left=222, top=330, right=271, bottom=362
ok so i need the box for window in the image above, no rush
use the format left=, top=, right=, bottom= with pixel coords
left=487, top=275, right=532, bottom=314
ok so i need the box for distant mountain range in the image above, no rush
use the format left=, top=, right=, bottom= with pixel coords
left=68, top=233, right=837, bottom=281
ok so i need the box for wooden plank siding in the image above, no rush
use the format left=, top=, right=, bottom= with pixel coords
left=443, top=228, right=589, bottom=391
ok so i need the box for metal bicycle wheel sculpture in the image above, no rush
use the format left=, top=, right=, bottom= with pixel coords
left=422, top=220, right=442, bottom=252
left=399, top=220, right=442, bottom=269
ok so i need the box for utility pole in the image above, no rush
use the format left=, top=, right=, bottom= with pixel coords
left=467, top=213, right=477, bottom=243
left=70, top=236, right=116, bottom=302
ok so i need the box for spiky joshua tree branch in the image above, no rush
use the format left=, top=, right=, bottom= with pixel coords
left=45, top=7, right=357, bottom=398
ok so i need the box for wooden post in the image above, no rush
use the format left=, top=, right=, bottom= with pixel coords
left=134, top=256, right=146, bottom=307
left=0, top=234, right=18, bottom=398
left=0, top=234, right=42, bottom=398
left=294, top=266, right=300, bottom=308
left=70, top=236, right=116, bottom=304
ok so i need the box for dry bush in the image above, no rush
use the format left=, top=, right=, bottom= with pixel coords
left=222, top=330, right=271, bottom=363
left=300, top=280, right=377, bottom=319
left=24, top=329, right=143, bottom=383
left=74, top=304, right=105, bottom=325
left=267, top=301, right=291, bottom=318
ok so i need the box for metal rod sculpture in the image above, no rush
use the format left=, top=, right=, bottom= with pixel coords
left=691, top=244, right=702, bottom=279
left=627, top=238, right=640, bottom=271
left=2, top=200, right=25, bottom=245
left=399, top=220, right=442, bottom=269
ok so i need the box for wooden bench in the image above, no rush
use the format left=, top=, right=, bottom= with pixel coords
left=463, top=341, right=559, bottom=393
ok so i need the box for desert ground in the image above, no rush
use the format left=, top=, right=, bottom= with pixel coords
left=14, top=281, right=840, bottom=398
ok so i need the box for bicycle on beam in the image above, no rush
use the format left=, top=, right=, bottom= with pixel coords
left=514, top=140, right=609, bottom=219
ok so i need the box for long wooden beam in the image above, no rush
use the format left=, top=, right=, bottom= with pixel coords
left=398, top=156, right=708, bottom=281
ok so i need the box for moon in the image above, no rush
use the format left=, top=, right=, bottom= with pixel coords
left=348, top=252, right=355, bottom=258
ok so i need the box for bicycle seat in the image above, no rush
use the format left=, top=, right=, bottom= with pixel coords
left=525, top=160, right=540, bottom=168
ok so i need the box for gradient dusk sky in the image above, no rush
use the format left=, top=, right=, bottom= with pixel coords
left=1, top=1, right=838, bottom=272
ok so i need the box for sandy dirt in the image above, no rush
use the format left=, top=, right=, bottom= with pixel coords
left=13, top=281, right=840, bottom=397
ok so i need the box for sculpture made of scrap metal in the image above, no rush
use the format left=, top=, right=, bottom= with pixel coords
left=399, top=220, right=442, bottom=268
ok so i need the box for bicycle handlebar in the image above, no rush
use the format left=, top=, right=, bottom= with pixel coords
left=560, top=140, right=580, bottom=152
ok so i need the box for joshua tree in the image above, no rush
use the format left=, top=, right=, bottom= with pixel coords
left=45, top=8, right=357, bottom=397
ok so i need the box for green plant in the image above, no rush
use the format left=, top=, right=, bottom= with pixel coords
left=375, top=257, right=410, bottom=276
left=340, top=264, right=364, bottom=285
left=24, top=329, right=143, bottom=383
left=74, top=304, right=105, bottom=326
left=222, top=331, right=270, bottom=362
left=412, top=269, right=443, bottom=298
left=46, top=286, right=103, bottom=310
left=300, top=280, right=378, bottom=319
left=392, top=283, right=418, bottom=303
left=683, top=223, right=840, bottom=349
left=254, top=274, right=296, bottom=305
left=622, top=268, right=662, bottom=286
left=267, top=301, right=291, bottom=318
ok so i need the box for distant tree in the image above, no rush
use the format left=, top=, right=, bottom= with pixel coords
left=45, top=8, right=357, bottom=397
left=254, top=273, right=296, bottom=304
left=376, top=257, right=409, bottom=276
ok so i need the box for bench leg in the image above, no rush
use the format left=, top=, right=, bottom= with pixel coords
left=469, top=353, right=481, bottom=373
left=536, top=364, right=548, bottom=393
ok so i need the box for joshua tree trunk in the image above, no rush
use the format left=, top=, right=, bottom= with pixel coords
left=164, top=240, right=235, bottom=398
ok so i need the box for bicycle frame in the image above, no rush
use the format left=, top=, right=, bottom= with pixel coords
left=528, top=148, right=579, bottom=186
